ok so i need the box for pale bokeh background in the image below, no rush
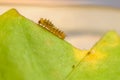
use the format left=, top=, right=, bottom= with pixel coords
left=0, top=0, right=120, bottom=49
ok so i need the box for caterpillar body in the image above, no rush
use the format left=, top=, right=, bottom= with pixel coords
left=38, top=18, right=66, bottom=39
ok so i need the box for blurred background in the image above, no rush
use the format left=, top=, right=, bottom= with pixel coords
left=0, top=0, right=120, bottom=49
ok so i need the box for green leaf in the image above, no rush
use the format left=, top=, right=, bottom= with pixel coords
left=1, top=9, right=120, bottom=80
left=0, top=9, right=87, bottom=80
left=66, top=31, right=120, bottom=80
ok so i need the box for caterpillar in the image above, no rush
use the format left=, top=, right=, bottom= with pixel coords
left=38, top=18, right=66, bottom=39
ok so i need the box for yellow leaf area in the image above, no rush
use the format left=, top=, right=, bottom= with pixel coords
left=73, top=47, right=88, bottom=61
left=84, top=48, right=107, bottom=69
left=73, top=47, right=107, bottom=69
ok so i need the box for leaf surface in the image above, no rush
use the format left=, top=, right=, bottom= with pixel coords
left=0, top=9, right=87, bottom=80
left=66, top=31, right=120, bottom=80
left=0, top=9, right=120, bottom=80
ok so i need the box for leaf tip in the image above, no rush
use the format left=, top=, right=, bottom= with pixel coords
left=2, top=8, right=20, bottom=17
